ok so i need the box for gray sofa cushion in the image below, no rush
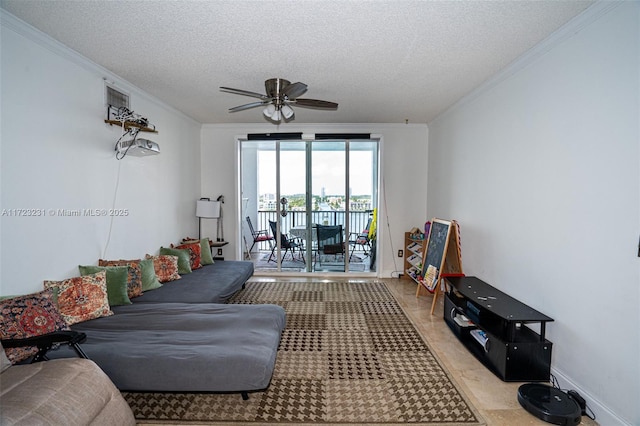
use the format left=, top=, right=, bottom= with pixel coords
left=49, top=302, right=286, bottom=392
left=132, top=260, right=253, bottom=304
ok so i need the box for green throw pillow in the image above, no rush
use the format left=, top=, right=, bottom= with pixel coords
left=200, top=238, right=214, bottom=266
left=78, top=265, right=131, bottom=306
left=139, top=258, right=162, bottom=291
left=159, top=247, right=192, bottom=274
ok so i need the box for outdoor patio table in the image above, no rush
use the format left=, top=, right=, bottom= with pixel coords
left=289, top=224, right=318, bottom=241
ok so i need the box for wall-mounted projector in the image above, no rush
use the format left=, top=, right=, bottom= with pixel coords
left=117, top=138, right=160, bottom=156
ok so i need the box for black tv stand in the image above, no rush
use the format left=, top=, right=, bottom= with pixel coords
left=443, top=276, right=554, bottom=381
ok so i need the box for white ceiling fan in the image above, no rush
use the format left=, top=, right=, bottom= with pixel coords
left=220, top=78, right=338, bottom=123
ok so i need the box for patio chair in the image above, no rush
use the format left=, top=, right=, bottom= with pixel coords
left=316, top=224, right=345, bottom=267
left=268, top=221, right=305, bottom=263
left=246, top=216, right=274, bottom=253
left=349, top=217, right=372, bottom=260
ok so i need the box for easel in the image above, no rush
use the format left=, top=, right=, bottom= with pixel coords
left=415, top=219, right=464, bottom=315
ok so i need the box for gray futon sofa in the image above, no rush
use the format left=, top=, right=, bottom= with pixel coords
left=132, top=259, right=254, bottom=304
left=48, top=260, right=286, bottom=397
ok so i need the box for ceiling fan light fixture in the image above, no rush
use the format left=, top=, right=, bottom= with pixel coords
left=281, top=104, right=294, bottom=119
left=271, top=109, right=282, bottom=122
left=263, top=104, right=276, bottom=118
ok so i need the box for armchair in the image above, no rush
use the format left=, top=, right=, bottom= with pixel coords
left=0, top=340, right=136, bottom=425
left=0, top=296, right=135, bottom=425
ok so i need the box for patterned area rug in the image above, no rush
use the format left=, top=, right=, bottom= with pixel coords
left=124, top=281, right=483, bottom=424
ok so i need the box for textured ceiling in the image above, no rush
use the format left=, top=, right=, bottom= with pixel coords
left=1, top=0, right=594, bottom=124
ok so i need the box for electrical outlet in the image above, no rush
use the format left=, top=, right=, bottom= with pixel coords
left=398, top=249, right=403, bottom=258
left=217, top=249, right=223, bottom=256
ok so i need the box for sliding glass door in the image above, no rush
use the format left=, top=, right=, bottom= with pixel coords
left=240, top=136, right=378, bottom=274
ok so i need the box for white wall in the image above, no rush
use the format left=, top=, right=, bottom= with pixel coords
left=200, top=123, right=428, bottom=276
left=0, top=12, right=202, bottom=295
left=427, top=3, right=639, bottom=425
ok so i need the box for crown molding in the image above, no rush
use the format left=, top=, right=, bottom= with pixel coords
left=430, top=0, right=625, bottom=125
left=201, top=122, right=427, bottom=131
left=1, top=8, right=198, bottom=125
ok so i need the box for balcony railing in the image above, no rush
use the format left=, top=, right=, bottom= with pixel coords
left=250, top=210, right=373, bottom=251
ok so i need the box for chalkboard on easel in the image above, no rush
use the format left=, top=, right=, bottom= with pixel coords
left=416, top=218, right=464, bottom=314
left=421, top=219, right=451, bottom=289
left=417, top=218, right=464, bottom=291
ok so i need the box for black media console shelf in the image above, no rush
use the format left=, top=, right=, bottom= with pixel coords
left=443, top=276, right=554, bottom=382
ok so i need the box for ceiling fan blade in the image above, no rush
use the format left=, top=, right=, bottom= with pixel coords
left=294, top=98, right=338, bottom=109
left=220, top=86, right=269, bottom=100
left=229, top=101, right=268, bottom=112
left=282, top=82, right=308, bottom=99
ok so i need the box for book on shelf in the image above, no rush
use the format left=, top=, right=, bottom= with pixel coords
left=407, top=242, right=419, bottom=251
left=470, top=329, right=488, bottom=349
left=453, top=314, right=473, bottom=327
left=406, top=266, right=422, bottom=281
left=407, top=254, right=421, bottom=266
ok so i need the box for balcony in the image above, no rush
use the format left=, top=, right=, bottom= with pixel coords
left=245, top=210, right=374, bottom=273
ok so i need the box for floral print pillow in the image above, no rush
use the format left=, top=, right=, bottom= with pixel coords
left=0, top=289, right=70, bottom=363
left=44, top=270, right=112, bottom=326
left=145, top=254, right=181, bottom=283
left=173, top=242, right=202, bottom=270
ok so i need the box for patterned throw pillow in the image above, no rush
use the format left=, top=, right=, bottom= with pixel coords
left=145, top=254, right=181, bottom=283
left=98, top=259, right=144, bottom=298
left=0, top=289, right=70, bottom=364
left=158, top=247, right=192, bottom=274
left=43, top=270, right=113, bottom=325
left=173, top=242, right=202, bottom=270
left=183, top=237, right=214, bottom=266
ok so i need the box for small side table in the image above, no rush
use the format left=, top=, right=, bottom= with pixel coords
left=209, top=240, right=229, bottom=260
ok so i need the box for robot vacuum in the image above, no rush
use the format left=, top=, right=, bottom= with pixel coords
left=518, top=383, right=581, bottom=425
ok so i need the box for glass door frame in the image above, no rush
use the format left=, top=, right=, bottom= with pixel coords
left=236, top=134, right=381, bottom=277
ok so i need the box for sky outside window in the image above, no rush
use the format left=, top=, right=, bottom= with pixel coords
left=258, top=151, right=373, bottom=196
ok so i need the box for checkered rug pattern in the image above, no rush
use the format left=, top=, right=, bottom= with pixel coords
left=123, top=281, right=482, bottom=424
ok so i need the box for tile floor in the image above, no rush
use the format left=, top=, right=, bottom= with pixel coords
left=246, top=276, right=599, bottom=426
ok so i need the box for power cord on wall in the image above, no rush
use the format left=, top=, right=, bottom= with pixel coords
left=114, top=128, right=139, bottom=160
left=102, top=159, right=123, bottom=259
left=381, top=177, right=404, bottom=278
